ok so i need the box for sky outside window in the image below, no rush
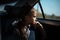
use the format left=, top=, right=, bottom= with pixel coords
left=41, top=0, right=60, bottom=16
left=34, top=0, right=60, bottom=16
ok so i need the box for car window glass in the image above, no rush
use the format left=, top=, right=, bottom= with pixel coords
left=41, top=0, right=60, bottom=20
left=34, top=3, right=43, bottom=18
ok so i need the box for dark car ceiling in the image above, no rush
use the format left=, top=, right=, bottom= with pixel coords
left=0, top=0, right=38, bottom=16
left=15, top=0, right=38, bottom=7
left=0, top=0, right=17, bottom=4
left=0, top=0, right=38, bottom=7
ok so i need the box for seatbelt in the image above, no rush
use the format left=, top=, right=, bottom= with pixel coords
left=28, top=30, right=35, bottom=40
left=26, top=25, right=35, bottom=40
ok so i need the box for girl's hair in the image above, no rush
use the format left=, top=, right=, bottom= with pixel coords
left=18, top=5, right=36, bottom=22
left=17, top=5, right=37, bottom=28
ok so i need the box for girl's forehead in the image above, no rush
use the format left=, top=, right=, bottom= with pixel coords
left=30, top=9, right=37, bottom=15
left=25, top=8, right=37, bottom=16
left=28, top=12, right=37, bottom=17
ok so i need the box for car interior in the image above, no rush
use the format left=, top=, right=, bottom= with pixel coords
left=0, top=0, right=60, bottom=40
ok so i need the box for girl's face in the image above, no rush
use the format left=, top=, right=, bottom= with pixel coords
left=25, top=9, right=37, bottom=24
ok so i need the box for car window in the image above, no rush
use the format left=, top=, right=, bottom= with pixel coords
left=0, top=1, right=17, bottom=15
left=34, top=3, right=43, bottom=18
left=34, top=0, right=60, bottom=21
left=0, top=1, right=17, bottom=11
left=41, top=0, right=60, bottom=20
